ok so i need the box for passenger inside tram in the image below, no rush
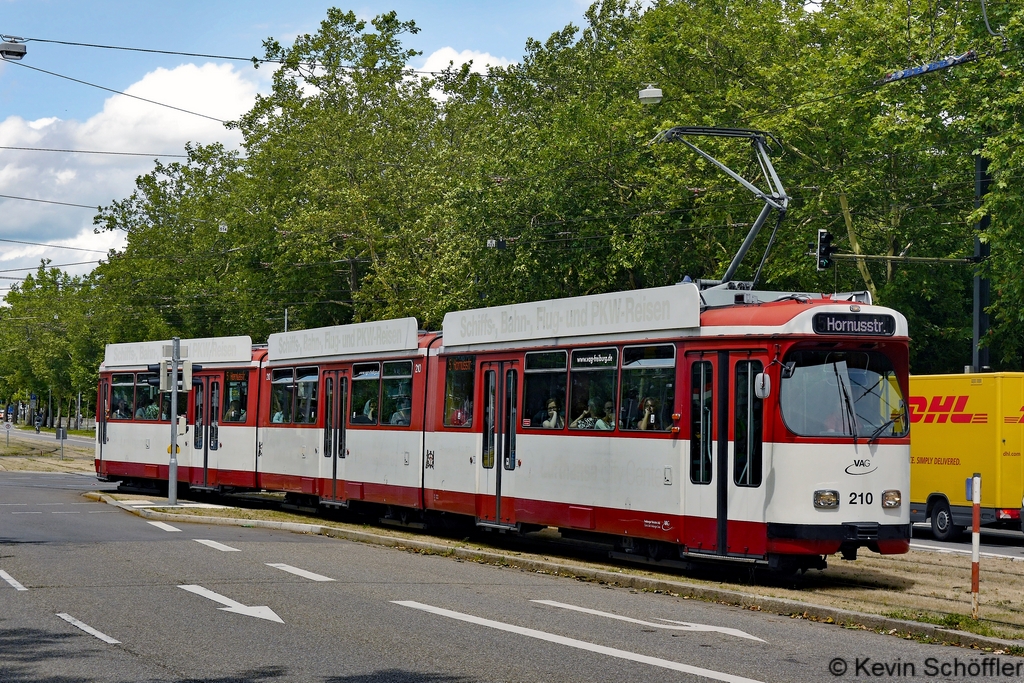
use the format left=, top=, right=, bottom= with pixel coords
left=596, top=400, right=616, bottom=430
left=637, top=397, right=661, bottom=430
left=539, top=398, right=564, bottom=428
left=389, top=397, right=411, bottom=425
left=570, top=397, right=603, bottom=429
left=352, top=398, right=377, bottom=424
left=225, top=400, right=246, bottom=422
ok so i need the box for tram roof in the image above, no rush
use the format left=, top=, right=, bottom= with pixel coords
left=267, top=317, right=420, bottom=362
left=103, top=335, right=254, bottom=368
left=440, top=283, right=701, bottom=349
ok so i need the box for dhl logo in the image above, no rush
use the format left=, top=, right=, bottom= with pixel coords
left=1004, top=407, right=1024, bottom=424
left=907, top=395, right=987, bottom=424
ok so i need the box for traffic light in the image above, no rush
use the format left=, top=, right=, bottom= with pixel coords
left=816, top=229, right=836, bottom=271
left=145, top=361, right=202, bottom=391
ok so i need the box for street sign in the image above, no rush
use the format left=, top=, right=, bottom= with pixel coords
left=4, top=422, right=11, bottom=431
left=55, top=428, right=67, bottom=441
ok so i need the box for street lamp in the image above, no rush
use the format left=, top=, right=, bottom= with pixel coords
left=638, top=84, right=662, bottom=105
left=0, top=36, right=26, bottom=60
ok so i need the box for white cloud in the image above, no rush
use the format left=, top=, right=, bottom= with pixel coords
left=419, top=47, right=514, bottom=75
left=0, top=61, right=265, bottom=293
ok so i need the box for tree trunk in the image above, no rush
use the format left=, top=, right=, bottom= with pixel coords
left=838, top=191, right=878, bottom=302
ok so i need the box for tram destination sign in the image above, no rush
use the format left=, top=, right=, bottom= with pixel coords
left=812, top=312, right=896, bottom=336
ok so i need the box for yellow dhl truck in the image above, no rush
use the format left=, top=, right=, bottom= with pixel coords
left=909, top=373, right=1024, bottom=540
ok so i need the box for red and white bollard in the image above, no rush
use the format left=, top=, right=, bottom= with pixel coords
left=971, top=472, right=981, bottom=620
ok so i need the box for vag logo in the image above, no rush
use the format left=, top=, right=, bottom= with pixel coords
left=907, top=395, right=987, bottom=424
left=845, top=458, right=877, bottom=475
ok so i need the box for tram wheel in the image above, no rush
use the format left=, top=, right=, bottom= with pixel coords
left=930, top=499, right=962, bottom=542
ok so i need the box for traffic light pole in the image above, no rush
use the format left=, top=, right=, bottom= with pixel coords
left=168, top=337, right=179, bottom=506
left=973, top=154, right=991, bottom=373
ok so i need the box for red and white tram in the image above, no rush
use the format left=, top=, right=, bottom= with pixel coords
left=96, top=282, right=911, bottom=571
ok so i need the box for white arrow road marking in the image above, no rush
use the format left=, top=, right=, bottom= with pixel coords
left=394, top=601, right=765, bottom=683
left=0, top=570, right=27, bottom=591
left=532, top=600, right=765, bottom=642
left=193, top=539, right=240, bottom=552
left=178, top=585, right=283, bottom=623
left=146, top=521, right=180, bottom=532
left=56, top=613, right=120, bottom=644
left=266, top=563, right=335, bottom=582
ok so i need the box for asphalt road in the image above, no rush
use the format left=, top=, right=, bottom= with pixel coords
left=2, top=472, right=1022, bottom=683
left=911, top=523, right=1024, bottom=562
left=5, top=426, right=95, bottom=449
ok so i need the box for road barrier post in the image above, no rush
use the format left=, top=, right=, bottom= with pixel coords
left=971, top=472, right=981, bottom=619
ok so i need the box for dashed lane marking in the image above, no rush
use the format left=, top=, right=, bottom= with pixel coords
left=194, top=539, right=240, bottom=552
left=532, top=600, right=765, bottom=642
left=147, top=521, right=181, bottom=532
left=394, top=601, right=766, bottom=683
left=56, top=613, right=120, bottom=644
left=266, top=563, right=335, bottom=582
left=0, top=570, right=28, bottom=591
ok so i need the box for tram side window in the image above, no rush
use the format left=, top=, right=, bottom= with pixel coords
left=350, top=363, right=380, bottom=425
left=620, top=345, right=675, bottom=431
left=690, top=361, right=714, bottom=485
left=270, top=369, right=295, bottom=424
left=568, top=348, right=618, bottom=431
left=443, top=356, right=475, bottom=428
left=134, top=374, right=160, bottom=420
left=734, top=361, right=763, bottom=487
left=294, top=366, right=319, bottom=424
left=382, top=361, right=413, bottom=426
left=110, top=374, right=134, bottom=420
left=522, top=351, right=567, bottom=429
left=223, top=371, right=249, bottom=422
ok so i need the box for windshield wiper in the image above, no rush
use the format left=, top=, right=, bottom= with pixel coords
left=833, top=363, right=858, bottom=443
left=867, top=416, right=900, bottom=443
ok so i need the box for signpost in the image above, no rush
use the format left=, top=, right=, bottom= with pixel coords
left=55, top=426, right=66, bottom=461
left=4, top=420, right=11, bottom=447
left=168, top=339, right=182, bottom=505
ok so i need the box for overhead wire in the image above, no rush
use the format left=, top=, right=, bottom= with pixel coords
left=0, top=193, right=98, bottom=210
left=4, top=60, right=227, bottom=123
left=0, top=145, right=188, bottom=158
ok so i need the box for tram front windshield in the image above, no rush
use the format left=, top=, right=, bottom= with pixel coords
left=780, top=349, right=907, bottom=439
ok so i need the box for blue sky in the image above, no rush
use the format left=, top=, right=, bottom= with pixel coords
left=1, top=1, right=589, bottom=121
left=0, top=1, right=593, bottom=290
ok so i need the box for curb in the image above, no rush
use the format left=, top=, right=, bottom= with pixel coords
left=85, top=492, right=1024, bottom=652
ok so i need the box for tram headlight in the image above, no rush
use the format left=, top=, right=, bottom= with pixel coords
left=881, top=490, right=902, bottom=508
left=813, top=490, right=839, bottom=509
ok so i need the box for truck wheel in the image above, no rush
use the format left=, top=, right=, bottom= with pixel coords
left=931, top=500, right=962, bottom=542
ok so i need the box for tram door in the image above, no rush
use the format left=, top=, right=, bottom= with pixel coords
left=684, top=351, right=766, bottom=557
left=478, top=360, right=518, bottom=527
left=321, top=370, right=348, bottom=502
left=98, top=378, right=109, bottom=462
left=191, top=376, right=221, bottom=488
